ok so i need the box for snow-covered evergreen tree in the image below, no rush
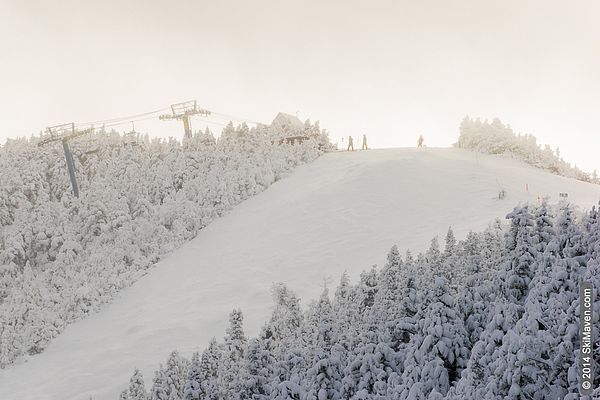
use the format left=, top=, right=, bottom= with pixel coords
left=533, top=200, right=556, bottom=254
left=269, top=347, right=307, bottom=400
left=243, top=336, right=276, bottom=399
left=503, top=204, right=537, bottom=305
left=440, top=227, right=465, bottom=291
left=480, top=218, right=506, bottom=273
left=127, top=368, right=148, bottom=400
left=485, top=253, right=559, bottom=398
left=163, top=350, right=189, bottom=400
left=565, top=204, right=600, bottom=396
left=358, top=266, right=379, bottom=313
left=372, top=246, right=403, bottom=343
left=342, top=321, right=398, bottom=399
left=266, top=283, right=303, bottom=358
left=150, top=364, right=168, bottom=400
left=219, top=308, right=248, bottom=399
left=390, top=250, right=421, bottom=366
left=333, top=271, right=362, bottom=351
left=422, top=237, right=443, bottom=284
left=119, top=389, right=129, bottom=400
left=200, top=339, right=221, bottom=400
left=444, top=227, right=457, bottom=258
left=395, top=277, right=469, bottom=399
left=183, top=352, right=203, bottom=400
left=305, top=290, right=344, bottom=400
left=456, top=231, right=496, bottom=347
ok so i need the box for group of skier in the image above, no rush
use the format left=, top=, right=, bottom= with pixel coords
left=345, top=134, right=425, bottom=151
left=346, top=134, right=368, bottom=151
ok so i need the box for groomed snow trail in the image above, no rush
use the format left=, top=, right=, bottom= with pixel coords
left=1, top=148, right=599, bottom=400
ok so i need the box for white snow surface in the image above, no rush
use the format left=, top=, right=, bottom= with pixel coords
left=1, top=148, right=599, bottom=400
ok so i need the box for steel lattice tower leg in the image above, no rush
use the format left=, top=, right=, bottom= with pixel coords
left=62, top=139, right=79, bottom=198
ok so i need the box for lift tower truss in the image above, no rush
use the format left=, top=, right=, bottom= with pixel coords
left=38, top=123, right=91, bottom=198
left=159, top=100, right=211, bottom=139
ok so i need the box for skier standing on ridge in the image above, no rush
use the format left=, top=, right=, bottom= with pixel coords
left=417, top=134, right=424, bottom=147
left=362, top=134, right=368, bottom=150
left=347, top=135, right=354, bottom=151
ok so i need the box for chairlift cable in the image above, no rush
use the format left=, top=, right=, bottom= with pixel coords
left=74, top=107, right=170, bottom=127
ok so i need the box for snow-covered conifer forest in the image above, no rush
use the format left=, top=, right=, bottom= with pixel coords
left=2, top=118, right=599, bottom=400
left=0, top=121, right=331, bottom=367
left=457, top=117, right=598, bottom=184
left=118, top=202, right=600, bottom=400
left=4, top=1, right=600, bottom=398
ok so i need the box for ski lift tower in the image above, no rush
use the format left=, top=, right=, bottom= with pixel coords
left=159, top=100, right=211, bottom=139
left=38, top=123, right=89, bottom=198
left=124, top=121, right=138, bottom=145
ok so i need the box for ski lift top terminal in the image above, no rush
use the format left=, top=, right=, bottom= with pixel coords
left=159, top=100, right=211, bottom=139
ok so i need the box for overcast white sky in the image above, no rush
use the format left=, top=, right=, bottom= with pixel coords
left=1, top=0, right=599, bottom=171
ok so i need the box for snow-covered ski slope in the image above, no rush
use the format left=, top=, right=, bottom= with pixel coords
left=2, top=148, right=599, bottom=400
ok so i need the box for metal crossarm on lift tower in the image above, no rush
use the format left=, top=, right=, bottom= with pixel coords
left=38, top=123, right=91, bottom=198
left=158, top=100, right=211, bottom=139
